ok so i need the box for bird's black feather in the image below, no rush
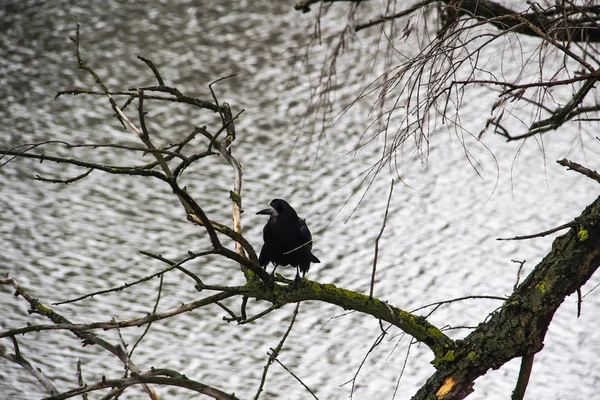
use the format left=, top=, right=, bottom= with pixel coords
left=257, top=199, right=320, bottom=285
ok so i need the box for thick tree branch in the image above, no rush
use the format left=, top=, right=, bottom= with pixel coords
left=1, top=277, right=453, bottom=361
left=413, top=195, right=600, bottom=399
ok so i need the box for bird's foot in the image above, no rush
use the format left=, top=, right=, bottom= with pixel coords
left=293, top=273, right=301, bottom=289
left=266, top=272, right=276, bottom=287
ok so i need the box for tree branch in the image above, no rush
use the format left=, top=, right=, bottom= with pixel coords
left=413, top=195, right=600, bottom=399
left=558, top=158, right=600, bottom=183
left=511, top=353, right=535, bottom=400
left=42, top=368, right=241, bottom=400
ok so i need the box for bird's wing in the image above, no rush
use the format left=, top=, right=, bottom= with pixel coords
left=258, top=241, right=272, bottom=267
left=298, top=218, right=313, bottom=246
left=299, top=219, right=321, bottom=264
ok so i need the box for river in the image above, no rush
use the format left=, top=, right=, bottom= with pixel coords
left=1, top=1, right=599, bottom=399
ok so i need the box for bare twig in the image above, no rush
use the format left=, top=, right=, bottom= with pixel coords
left=254, top=303, right=301, bottom=400
left=129, top=274, right=164, bottom=358
left=371, top=179, right=394, bottom=298
left=53, top=250, right=209, bottom=305
left=497, top=222, right=573, bottom=241
left=75, top=359, right=89, bottom=400
left=512, top=260, right=526, bottom=291
left=342, top=324, right=390, bottom=399
left=355, top=0, right=436, bottom=32
left=558, top=158, right=600, bottom=183
left=411, top=295, right=507, bottom=315
left=271, top=357, right=319, bottom=400
left=577, top=288, right=582, bottom=318
left=35, top=168, right=93, bottom=184
left=43, top=368, right=241, bottom=400
left=240, top=305, right=278, bottom=325
left=0, top=278, right=236, bottom=338
left=138, top=56, right=165, bottom=86
left=392, top=338, right=415, bottom=400
left=0, top=146, right=167, bottom=180
left=0, top=337, right=59, bottom=396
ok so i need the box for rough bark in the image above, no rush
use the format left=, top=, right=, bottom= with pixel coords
left=413, top=195, right=600, bottom=399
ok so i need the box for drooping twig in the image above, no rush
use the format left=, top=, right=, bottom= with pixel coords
left=129, top=274, right=164, bottom=358
left=371, top=179, right=394, bottom=298
left=271, top=357, right=319, bottom=400
left=392, top=337, right=415, bottom=400
left=411, top=295, right=507, bottom=316
left=0, top=337, right=59, bottom=396
left=342, top=323, right=390, bottom=399
left=43, top=368, right=241, bottom=400
left=512, top=259, right=526, bottom=291
left=254, top=303, right=301, bottom=400
left=577, top=288, right=582, bottom=318
left=35, top=168, right=93, bottom=184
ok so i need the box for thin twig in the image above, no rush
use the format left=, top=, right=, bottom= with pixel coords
left=341, top=324, right=390, bottom=399
left=43, top=368, right=241, bottom=400
left=355, top=0, right=436, bottom=32
left=35, top=168, right=93, bottom=184
left=76, top=359, right=89, bottom=400
left=411, top=295, right=507, bottom=315
left=392, top=338, right=415, bottom=400
left=577, top=288, right=582, bottom=318
left=254, top=303, right=301, bottom=400
left=371, top=179, right=394, bottom=298
left=271, top=357, right=319, bottom=400
left=129, top=274, right=164, bottom=358
left=53, top=251, right=208, bottom=305
left=240, top=305, right=278, bottom=325
left=0, top=337, right=59, bottom=396
left=497, top=222, right=573, bottom=241
left=0, top=276, right=158, bottom=399
left=0, top=280, right=237, bottom=338
left=137, top=56, right=165, bottom=86
left=512, top=260, right=526, bottom=291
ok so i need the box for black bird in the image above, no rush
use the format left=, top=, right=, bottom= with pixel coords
left=257, top=199, right=320, bottom=285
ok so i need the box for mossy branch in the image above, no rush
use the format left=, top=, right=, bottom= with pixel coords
left=412, top=194, right=600, bottom=399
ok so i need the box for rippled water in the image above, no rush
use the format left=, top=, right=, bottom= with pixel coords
left=1, top=1, right=599, bottom=399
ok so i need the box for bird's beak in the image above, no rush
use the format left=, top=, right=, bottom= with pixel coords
left=257, top=206, right=277, bottom=216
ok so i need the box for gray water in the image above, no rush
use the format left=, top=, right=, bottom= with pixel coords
left=1, top=1, right=599, bottom=399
